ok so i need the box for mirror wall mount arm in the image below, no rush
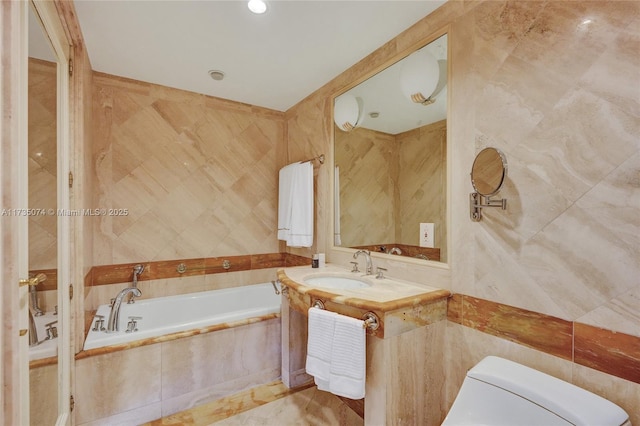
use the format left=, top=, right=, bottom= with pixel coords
left=470, top=192, right=507, bottom=221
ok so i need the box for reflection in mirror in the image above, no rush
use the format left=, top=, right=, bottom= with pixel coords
left=471, top=147, right=507, bottom=196
left=334, top=34, right=447, bottom=263
left=28, top=4, right=59, bottom=425
left=469, top=147, right=508, bottom=222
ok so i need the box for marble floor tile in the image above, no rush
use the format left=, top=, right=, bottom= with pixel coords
left=145, top=381, right=363, bottom=426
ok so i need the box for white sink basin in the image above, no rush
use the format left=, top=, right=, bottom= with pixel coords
left=304, top=275, right=371, bottom=289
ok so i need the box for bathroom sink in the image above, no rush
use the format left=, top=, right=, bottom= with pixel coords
left=303, top=275, right=370, bottom=290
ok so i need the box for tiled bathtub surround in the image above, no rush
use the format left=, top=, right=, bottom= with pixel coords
left=74, top=318, right=281, bottom=425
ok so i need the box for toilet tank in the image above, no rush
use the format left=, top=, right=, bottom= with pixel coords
left=442, top=356, right=630, bottom=426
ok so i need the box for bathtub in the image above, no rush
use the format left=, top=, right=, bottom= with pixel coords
left=83, top=283, right=281, bottom=351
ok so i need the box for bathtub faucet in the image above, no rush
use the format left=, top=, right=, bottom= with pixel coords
left=106, top=287, right=142, bottom=333
left=128, top=264, right=145, bottom=304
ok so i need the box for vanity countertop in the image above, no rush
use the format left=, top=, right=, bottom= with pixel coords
left=278, top=264, right=450, bottom=338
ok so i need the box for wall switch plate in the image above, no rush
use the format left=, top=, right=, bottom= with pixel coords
left=420, top=223, right=434, bottom=248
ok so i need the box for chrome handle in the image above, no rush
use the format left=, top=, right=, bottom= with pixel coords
left=376, top=267, right=387, bottom=279
left=126, top=316, right=142, bottom=333
left=45, top=320, right=58, bottom=339
left=271, top=280, right=281, bottom=295
left=350, top=261, right=359, bottom=272
left=92, top=315, right=106, bottom=332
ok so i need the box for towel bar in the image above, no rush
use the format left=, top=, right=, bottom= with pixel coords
left=302, top=154, right=324, bottom=165
left=311, top=299, right=379, bottom=331
left=176, top=261, right=231, bottom=274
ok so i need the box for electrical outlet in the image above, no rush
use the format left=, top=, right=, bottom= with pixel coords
left=420, top=223, right=434, bottom=248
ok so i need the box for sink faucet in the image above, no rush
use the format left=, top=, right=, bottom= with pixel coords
left=106, top=287, right=142, bottom=332
left=353, top=250, right=373, bottom=275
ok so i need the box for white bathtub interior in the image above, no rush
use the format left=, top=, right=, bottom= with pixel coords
left=83, top=282, right=281, bottom=351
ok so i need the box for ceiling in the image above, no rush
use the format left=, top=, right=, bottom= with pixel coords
left=72, top=0, right=446, bottom=112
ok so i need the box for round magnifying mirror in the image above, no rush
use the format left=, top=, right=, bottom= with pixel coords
left=471, top=147, right=507, bottom=196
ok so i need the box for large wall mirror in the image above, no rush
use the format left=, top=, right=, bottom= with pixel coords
left=28, top=5, right=59, bottom=423
left=27, top=1, right=70, bottom=424
left=333, top=33, right=448, bottom=263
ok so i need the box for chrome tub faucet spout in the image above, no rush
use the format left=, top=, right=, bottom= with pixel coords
left=106, top=287, right=142, bottom=332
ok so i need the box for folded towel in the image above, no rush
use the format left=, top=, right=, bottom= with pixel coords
left=329, top=314, right=366, bottom=399
left=305, top=308, right=336, bottom=383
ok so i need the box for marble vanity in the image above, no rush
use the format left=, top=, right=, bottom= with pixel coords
left=278, top=264, right=451, bottom=425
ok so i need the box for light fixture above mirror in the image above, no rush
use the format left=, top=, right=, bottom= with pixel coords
left=334, top=94, right=363, bottom=132
left=400, top=49, right=441, bottom=105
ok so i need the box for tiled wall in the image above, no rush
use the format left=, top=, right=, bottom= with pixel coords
left=91, top=72, right=285, bottom=265
left=396, top=120, right=447, bottom=260
left=28, top=58, right=57, bottom=270
left=285, top=0, right=640, bottom=421
left=334, top=120, right=447, bottom=259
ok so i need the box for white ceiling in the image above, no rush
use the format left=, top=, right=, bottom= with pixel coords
left=73, top=0, right=446, bottom=112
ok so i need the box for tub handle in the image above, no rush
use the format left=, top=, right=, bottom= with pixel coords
left=44, top=320, right=58, bottom=340
left=92, top=315, right=106, bottom=332
left=271, top=280, right=282, bottom=295
left=126, top=316, right=142, bottom=333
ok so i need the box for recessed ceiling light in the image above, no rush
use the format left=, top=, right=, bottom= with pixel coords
left=248, top=0, right=267, bottom=14
left=208, top=70, right=225, bottom=81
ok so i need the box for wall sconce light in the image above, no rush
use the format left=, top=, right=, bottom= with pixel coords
left=334, top=94, right=363, bottom=132
left=399, top=50, right=442, bottom=106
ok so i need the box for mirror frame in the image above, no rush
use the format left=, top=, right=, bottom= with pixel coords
left=29, top=1, right=72, bottom=424
left=330, top=26, right=452, bottom=269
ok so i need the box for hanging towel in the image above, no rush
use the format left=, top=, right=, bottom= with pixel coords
left=278, top=161, right=313, bottom=247
left=306, top=308, right=337, bottom=391
left=277, top=163, right=296, bottom=241
left=329, top=314, right=366, bottom=399
left=334, top=166, right=342, bottom=246
left=306, top=308, right=366, bottom=399
left=288, top=161, right=313, bottom=247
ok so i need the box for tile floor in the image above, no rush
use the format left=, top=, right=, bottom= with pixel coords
left=145, top=381, right=364, bottom=426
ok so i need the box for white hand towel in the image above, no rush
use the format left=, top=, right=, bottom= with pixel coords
left=277, top=163, right=296, bottom=241
left=305, top=308, right=336, bottom=384
left=329, top=313, right=366, bottom=399
left=287, top=161, right=313, bottom=247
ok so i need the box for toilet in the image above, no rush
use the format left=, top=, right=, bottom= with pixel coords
left=442, top=356, right=630, bottom=426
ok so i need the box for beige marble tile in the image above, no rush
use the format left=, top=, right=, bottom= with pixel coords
left=30, top=363, right=57, bottom=426
left=212, top=386, right=362, bottom=426
left=573, top=363, right=640, bottom=426
left=161, top=369, right=281, bottom=418
left=160, top=319, right=281, bottom=400
left=75, top=344, right=162, bottom=424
